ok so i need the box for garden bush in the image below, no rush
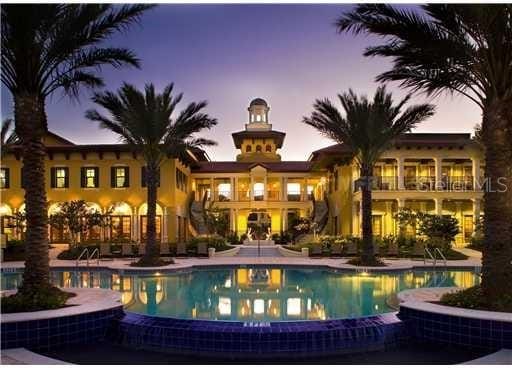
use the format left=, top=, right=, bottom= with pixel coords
left=1, top=286, right=75, bottom=313
left=186, top=235, right=233, bottom=252
left=440, top=286, right=512, bottom=313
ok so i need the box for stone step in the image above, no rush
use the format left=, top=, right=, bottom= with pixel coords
left=243, top=240, right=275, bottom=246
left=237, top=247, right=282, bottom=257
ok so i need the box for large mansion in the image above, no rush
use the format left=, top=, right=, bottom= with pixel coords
left=0, top=98, right=484, bottom=247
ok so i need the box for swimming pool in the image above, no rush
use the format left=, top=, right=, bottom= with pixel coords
left=1, top=266, right=480, bottom=322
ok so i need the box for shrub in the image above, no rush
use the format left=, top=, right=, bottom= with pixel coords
left=1, top=287, right=74, bottom=313
left=271, top=232, right=292, bottom=245
left=57, top=244, right=100, bottom=260
left=187, top=235, right=232, bottom=252
left=440, top=286, right=512, bottom=312
left=226, top=232, right=241, bottom=245
left=347, top=256, right=386, bottom=267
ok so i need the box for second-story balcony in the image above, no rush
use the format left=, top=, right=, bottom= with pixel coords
left=354, top=176, right=398, bottom=191
left=354, top=175, right=476, bottom=192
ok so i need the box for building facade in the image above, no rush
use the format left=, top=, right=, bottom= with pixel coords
left=0, top=98, right=484, bottom=247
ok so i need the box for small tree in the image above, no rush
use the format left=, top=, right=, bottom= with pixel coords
left=417, top=213, right=459, bottom=251
left=394, top=208, right=418, bottom=236
left=48, top=201, right=102, bottom=248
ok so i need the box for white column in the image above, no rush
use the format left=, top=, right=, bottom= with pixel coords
left=282, top=208, right=288, bottom=232
left=472, top=157, right=481, bottom=190
left=264, top=175, right=268, bottom=201
left=162, top=207, right=168, bottom=242
left=210, top=177, right=215, bottom=201
left=472, top=198, right=481, bottom=234
left=282, top=177, right=288, bottom=201
left=303, top=178, right=308, bottom=200
left=234, top=177, right=239, bottom=201
left=397, top=157, right=405, bottom=190
left=250, top=176, right=254, bottom=200
left=230, top=208, right=235, bottom=233
left=434, top=157, right=443, bottom=190
left=434, top=198, right=443, bottom=215
left=132, top=206, right=138, bottom=242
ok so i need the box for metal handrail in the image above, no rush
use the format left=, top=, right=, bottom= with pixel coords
left=88, top=247, right=100, bottom=266
left=424, top=247, right=437, bottom=267
left=76, top=248, right=89, bottom=267
left=434, top=247, right=447, bottom=267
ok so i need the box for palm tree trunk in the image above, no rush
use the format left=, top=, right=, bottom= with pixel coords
left=14, top=93, right=51, bottom=295
left=360, top=165, right=375, bottom=264
left=481, top=103, right=512, bottom=307
left=141, top=164, right=160, bottom=265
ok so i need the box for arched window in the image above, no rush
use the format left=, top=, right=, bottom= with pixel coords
left=265, top=144, right=272, bottom=152
left=256, top=145, right=262, bottom=152
left=246, top=145, right=252, bottom=153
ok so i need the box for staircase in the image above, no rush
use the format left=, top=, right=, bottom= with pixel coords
left=295, top=195, right=330, bottom=244
left=237, top=246, right=281, bottom=257
left=188, top=191, right=209, bottom=236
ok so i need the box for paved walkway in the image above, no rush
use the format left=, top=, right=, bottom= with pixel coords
left=1, top=348, right=70, bottom=365
left=237, top=246, right=282, bottom=257
left=1, top=251, right=482, bottom=272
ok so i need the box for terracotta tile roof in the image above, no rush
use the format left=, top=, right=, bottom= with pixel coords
left=309, top=133, right=475, bottom=161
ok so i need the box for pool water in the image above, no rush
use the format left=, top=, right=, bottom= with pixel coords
left=1, top=267, right=479, bottom=322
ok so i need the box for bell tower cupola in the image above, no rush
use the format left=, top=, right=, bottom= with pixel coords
left=232, top=98, right=286, bottom=162
left=246, top=98, right=271, bottom=131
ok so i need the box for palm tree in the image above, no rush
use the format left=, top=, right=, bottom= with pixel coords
left=86, top=82, right=217, bottom=266
left=337, top=4, right=512, bottom=306
left=304, top=86, right=434, bottom=265
left=1, top=4, right=153, bottom=301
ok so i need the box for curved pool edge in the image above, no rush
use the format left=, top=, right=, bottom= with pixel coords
left=112, top=310, right=405, bottom=359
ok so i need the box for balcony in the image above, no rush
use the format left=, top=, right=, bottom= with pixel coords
left=353, top=175, right=475, bottom=191
left=440, top=176, right=474, bottom=191
left=212, top=190, right=231, bottom=201
left=354, top=176, right=398, bottom=191
left=267, top=191, right=280, bottom=201
left=404, top=176, right=436, bottom=191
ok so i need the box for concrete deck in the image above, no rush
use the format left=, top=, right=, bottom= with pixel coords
left=1, top=348, right=70, bottom=365
left=0, top=250, right=482, bottom=273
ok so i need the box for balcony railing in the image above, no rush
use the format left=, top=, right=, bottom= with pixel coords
left=354, top=176, right=398, bottom=191
left=404, top=176, right=436, bottom=191
left=353, top=175, right=475, bottom=192
left=440, top=176, right=474, bottom=191
left=267, top=191, right=280, bottom=201
left=212, top=190, right=231, bottom=201
left=237, top=191, right=251, bottom=201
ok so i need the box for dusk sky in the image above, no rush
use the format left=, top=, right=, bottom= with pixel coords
left=1, top=4, right=481, bottom=161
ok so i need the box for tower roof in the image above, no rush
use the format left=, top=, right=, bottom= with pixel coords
left=249, top=98, right=268, bottom=107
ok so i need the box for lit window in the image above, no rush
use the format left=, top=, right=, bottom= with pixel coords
left=218, top=297, right=231, bottom=316
left=115, top=167, right=127, bottom=188
left=256, top=114, right=261, bottom=122
left=217, top=183, right=231, bottom=198
left=253, top=182, right=264, bottom=199
left=265, top=144, right=272, bottom=152
left=53, top=167, right=68, bottom=188
left=246, top=145, right=252, bottom=153
left=287, top=298, right=301, bottom=316
left=256, top=145, right=262, bottom=152
left=254, top=299, right=264, bottom=314
left=287, top=183, right=301, bottom=195
left=82, top=167, right=98, bottom=188
left=0, top=168, right=9, bottom=189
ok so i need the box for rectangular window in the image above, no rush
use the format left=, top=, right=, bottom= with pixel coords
left=51, top=167, right=69, bottom=188
left=175, top=168, right=188, bottom=192
left=287, top=183, right=301, bottom=201
left=111, top=166, right=129, bottom=188
left=140, top=215, right=161, bottom=241
left=81, top=167, right=99, bottom=188
left=109, top=216, right=131, bottom=240
left=0, top=168, right=9, bottom=189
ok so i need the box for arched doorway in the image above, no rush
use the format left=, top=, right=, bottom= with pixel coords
left=108, top=202, right=132, bottom=241
left=48, top=202, right=69, bottom=243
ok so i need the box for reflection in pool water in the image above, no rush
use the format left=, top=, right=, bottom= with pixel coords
left=1, top=267, right=479, bottom=322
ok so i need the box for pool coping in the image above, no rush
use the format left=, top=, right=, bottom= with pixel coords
left=397, top=287, right=512, bottom=323
left=0, top=256, right=482, bottom=275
